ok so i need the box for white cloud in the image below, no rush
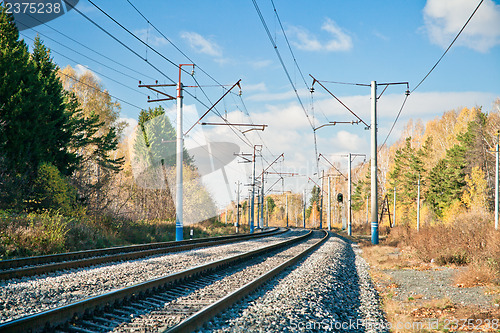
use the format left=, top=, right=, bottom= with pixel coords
left=180, top=31, right=222, bottom=57
left=423, top=0, right=500, bottom=52
left=288, top=18, right=352, bottom=52
left=243, top=82, right=267, bottom=93
left=249, top=59, right=273, bottom=69
left=134, top=29, right=168, bottom=47
left=74, top=64, right=100, bottom=80
left=246, top=88, right=311, bottom=102
left=333, top=131, right=365, bottom=152
left=119, top=117, right=138, bottom=141
left=373, top=30, right=389, bottom=41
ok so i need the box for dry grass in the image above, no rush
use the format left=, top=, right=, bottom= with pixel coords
left=386, top=212, right=500, bottom=286
left=360, top=242, right=500, bottom=332
left=0, top=211, right=241, bottom=259
left=360, top=245, right=413, bottom=270
left=354, top=212, right=500, bottom=332
left=455, top=262, right=499, bottom=287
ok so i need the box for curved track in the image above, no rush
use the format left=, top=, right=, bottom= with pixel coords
left=0, top=229, right=327, bottom=333
left=0, top=227, right=282, bottom=280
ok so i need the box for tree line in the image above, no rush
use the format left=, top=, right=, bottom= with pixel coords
left=0, top=7, right=123, bottom=214
left=351, top=102, right=500, bottom=227
left=1, top=7, right=216, bottom=221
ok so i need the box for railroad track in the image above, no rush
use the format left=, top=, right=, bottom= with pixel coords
left=0, top=227, right=282, bottom=280
left=0, top=229, right=328, bottom=333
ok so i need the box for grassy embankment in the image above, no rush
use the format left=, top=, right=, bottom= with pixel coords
left=0, top=210, right=246, bottom=260
left=341, top=213, right=500, bottom=332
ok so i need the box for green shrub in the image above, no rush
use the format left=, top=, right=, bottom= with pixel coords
left=32, top=162, right=77, bottom=215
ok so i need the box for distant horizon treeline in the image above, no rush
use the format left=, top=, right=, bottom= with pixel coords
left=352, top=102, right=500, bottom=227
left=223, top=102, right=500, bottom=230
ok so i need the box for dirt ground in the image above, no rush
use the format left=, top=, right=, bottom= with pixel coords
left=345, top=233, right=500, bottom=332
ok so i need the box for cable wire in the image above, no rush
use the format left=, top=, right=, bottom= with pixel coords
left=21, top=10, right=156, bottom=81
left=269, top=0, right=309, bottom=90
left=382, top=0, right=483, bottom=147
left=58, top=70, right=143, bottom=110
left=125, top=0, right=230, bottom=91
left=251, top=0, right=314, bottom=131
left=412, top=0, right=484, bottom=92
left=20, top=32, right=149, bottom=98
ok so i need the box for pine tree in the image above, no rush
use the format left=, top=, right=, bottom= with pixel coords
left=134, top=106, right=193, bottom=169
left=0, top=6, right=40, bottom=176
left=31, top=35, right=79, bottom=175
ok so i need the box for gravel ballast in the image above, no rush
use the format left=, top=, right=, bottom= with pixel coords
left=201, top=233, right=388, bottom=333
left=388, top=268, right=494, bottom=307
left=0, top=230, right=305, bottom=323
left=110, top=232, right=325, bottom=332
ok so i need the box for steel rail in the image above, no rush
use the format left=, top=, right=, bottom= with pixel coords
left=167, top=230, right=329, bottom=333
left=0, top=227, right=282, bottom=280
left=0, top=228, right=309, bottom=333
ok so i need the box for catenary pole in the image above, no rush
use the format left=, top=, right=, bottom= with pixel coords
left=348, top=153, right=352, bottom=236
left=319, top=170, right=324, bottom=229
left=260, top=173, right=265, bottom=229
left=327, top=176, right=331, bottom=231
left=496, top=135, right=499, bottom=230
left=393, top=187, right=396, bottom=227
left=236, top=181, right=240, bottom=233
left=417, top=175, right=421, bottom=232
left=175, top=66, right=185, bottom=241
left=303, top=189, right=306, bottom=228
left=371, top=81, right=378, bottom=244
left=286, top=193, right=289, bottom=228
left=266, top=198, right=269, bottom=227
left=250, top=146, right=256, bottom=233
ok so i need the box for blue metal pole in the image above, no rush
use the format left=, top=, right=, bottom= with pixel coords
left=175, top=80, right=183, bottom=241
left=371, top=81, right=379, bottom=245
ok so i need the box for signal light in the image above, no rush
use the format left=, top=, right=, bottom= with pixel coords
left=337, top=193, right=343, bottom=202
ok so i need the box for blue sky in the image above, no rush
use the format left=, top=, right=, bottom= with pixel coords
left=15, top=0, right=500, bottom=208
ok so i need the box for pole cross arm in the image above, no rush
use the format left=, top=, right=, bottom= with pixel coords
left=318, top=153, right=347, bottom=180
left=313, top=121, right=360, bottom=131
left=307, top=177, right=328, bottom=195
left=257, top=153, right=284, bottom=178
left=138, top=82, right=176, bottom=102
left=184, top=79, right=242, bottom=135
left=200, top=122, right=268, bottom=134
left=310, top=74, right=369, bottom=128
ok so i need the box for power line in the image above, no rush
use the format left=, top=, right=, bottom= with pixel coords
left=382, top=0, right=484, bottom=147
left=58, top=70, right=143, bottom=110
left=19, top=11, right=156, bottom=81
left=412, top=0, right=484, bottom=92
left=80, top=1, right=255, bottom=149
left=125, top=0, right=230, bottom=92
left=20, top=32, right=149, bottom=98
left=22, top=28, right=140, bottom=82
left=251, top=0, right=314, bottom=131
left=86, top=0, right=183, bottom=73
left=269, top=0, right=309, bottom=90
left=379, top=92, right=409, bottom=150
left=251, top=0, right=320, bottom=175
left=66, top=1, right=177, bottom=85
